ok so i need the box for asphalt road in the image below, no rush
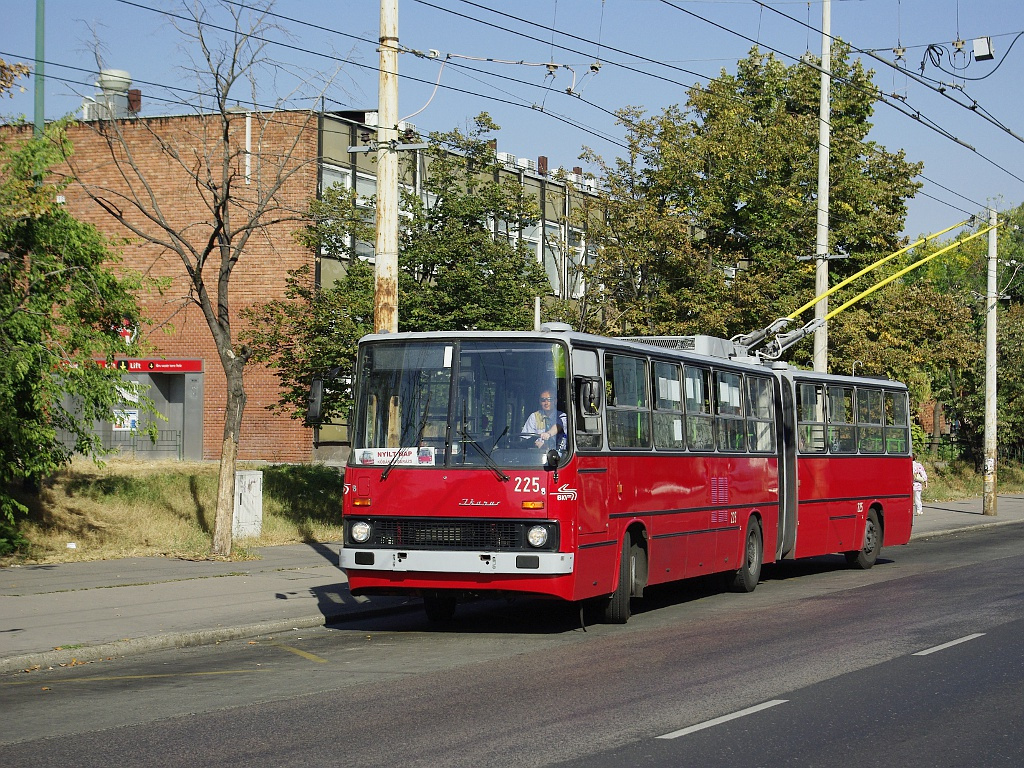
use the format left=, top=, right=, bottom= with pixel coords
left=3, top=524, right=1023, bottom=767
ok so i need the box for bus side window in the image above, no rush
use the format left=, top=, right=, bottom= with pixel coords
left=796, top=382, right=826, bottom=453
left=715, top=370, right=746, bottom=452
left=605, top=354, right=651, bottom=449
left=653, top=361, right=685, bottom=450
left=746, top=376, right=775, bottom=452
left=684, top=365, right=714, bottom=451
left=857, top=387, right=884, bottom=453
left=884, top=390, right=910, bottom=454
left=827, top=385, right=857, bottom=453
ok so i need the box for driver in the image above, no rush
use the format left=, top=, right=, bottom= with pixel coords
left=522, top=388, right=567, bottom=449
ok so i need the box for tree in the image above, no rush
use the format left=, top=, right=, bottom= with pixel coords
left=61, top=1, right=333, bottom=556
left=243, top=260, right=374, bottom=426
left=245, top=114, right=548, bottom=423
left=909, top=208, right=1024, bottom=464
left=578, top=45, right=923, bottom=359
left=397, top=115, right=547, bottom=332
left=0, top=116, right=148, bottom=549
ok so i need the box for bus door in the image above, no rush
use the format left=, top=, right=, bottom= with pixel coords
left=775, top=371, right=798, bottom=559
left=571, top=349, right=607, bottom=537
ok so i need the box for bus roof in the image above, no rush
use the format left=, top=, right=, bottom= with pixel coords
left=355, top=326, right=905, bottom=389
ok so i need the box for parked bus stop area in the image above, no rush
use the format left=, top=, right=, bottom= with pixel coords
left=2, top=494, right=1023, bottom=675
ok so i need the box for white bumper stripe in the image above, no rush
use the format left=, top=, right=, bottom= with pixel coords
left=340, top=548, right=574, bottom=575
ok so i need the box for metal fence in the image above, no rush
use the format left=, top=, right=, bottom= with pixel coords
left=105, top=429, right=183, bottom=460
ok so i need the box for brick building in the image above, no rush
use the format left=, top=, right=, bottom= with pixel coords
left=19, top=107, right=600, bottom=463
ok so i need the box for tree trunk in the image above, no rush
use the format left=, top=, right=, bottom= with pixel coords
left=930, top=400, right=943, bottom=458
left=211, top=364, right=246, bottom=557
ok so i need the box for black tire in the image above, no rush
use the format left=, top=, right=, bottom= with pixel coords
left=845, top=508, right=881, bottom=569
left=603, top=533, right=635, bottom=624
left=423, top=590, right=458, bottom=622
left=728, top=517, right=763, bottom=593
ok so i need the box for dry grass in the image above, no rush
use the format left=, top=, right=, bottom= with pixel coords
left=5, top=457, right=346, bottom=564
left=922, top=457, right=1024, bottom=502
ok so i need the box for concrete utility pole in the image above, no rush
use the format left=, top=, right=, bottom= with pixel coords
left=33, top=0, right=44, bottom=138
left=375, top=0, right=399, bottom=334
left=983, top=208, right=999, bottom=516
left=812, top=0, right=832, bottom=372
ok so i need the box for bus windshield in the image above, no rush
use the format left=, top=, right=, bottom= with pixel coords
left=350, top=339, right=569, bottom=469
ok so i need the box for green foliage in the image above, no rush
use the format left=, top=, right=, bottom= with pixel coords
left=0, top=122, right=150, bottom=524
left=577, top=45, right=922, bottom=344
left=399, top=114, right=547, bottom=332
left=893, top=210, right=1024, bottom=462
left=261, top=463, right=345, bottom=524
left=247, top=114, right=548, bottom=422
left=242, top=260, right=374, bottom=424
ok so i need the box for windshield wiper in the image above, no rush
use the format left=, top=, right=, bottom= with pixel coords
left=461, top=428, right=510, bottom=482
left=380, top=443, right=408, bottom=482
left=382, top=389, right=434, bottom=482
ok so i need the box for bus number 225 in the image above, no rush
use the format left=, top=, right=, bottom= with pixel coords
left=514, top=476, right=542, bottom=493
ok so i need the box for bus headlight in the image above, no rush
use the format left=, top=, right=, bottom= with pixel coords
left=527, top=525, right=549, bottom=548
left=350, top=521, right=372, bottom=544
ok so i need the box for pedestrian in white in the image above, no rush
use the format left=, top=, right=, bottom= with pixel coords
left=912, top=454, right=928, bottom=516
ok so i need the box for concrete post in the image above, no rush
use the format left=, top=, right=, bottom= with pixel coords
left=983, top=208, right=998, bottom=516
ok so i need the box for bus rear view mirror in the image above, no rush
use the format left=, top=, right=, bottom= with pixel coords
left=577, top=378, right=602, bottom=416
left=544, top=449, right=560, bottom=471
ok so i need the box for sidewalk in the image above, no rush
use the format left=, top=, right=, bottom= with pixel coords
left=2, top=495, right=1023, bottom=674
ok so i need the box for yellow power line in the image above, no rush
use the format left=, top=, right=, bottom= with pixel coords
left=825, top=223, right=1000, bottom=321
left=789, top=218, right=971, bottom=321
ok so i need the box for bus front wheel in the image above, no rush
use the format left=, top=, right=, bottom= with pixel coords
left=603, top=533, right=636, bottom=624
left=845, top=508, right=881, bottom=570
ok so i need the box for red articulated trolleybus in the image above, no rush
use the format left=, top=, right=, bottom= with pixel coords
left=316, top=323, right=913, bottom=623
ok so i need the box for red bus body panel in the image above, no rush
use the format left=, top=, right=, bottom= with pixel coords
left=794, top=455, right=913, bottom=559
left=343, top=451, right=780, bottom=602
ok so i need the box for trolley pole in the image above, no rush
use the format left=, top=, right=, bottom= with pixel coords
left=375, top=0, right=399, bottom=334
left=983, top=208, right=998, bottom=516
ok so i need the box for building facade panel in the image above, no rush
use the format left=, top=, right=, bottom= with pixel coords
left=53, top=111, right=321, bottom=463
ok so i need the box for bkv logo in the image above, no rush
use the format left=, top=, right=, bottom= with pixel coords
left=555, top=484, right=578, bottom=501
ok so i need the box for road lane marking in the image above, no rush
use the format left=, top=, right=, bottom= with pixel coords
left=913, top=633, right=986, bottom=656
left=657, top=700, right=789, bottom=739
left=271, top=643, right=328, bottom=663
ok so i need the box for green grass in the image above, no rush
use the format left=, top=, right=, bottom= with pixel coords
left=921, top=457, right=1024, bottom=502
left=3, top=458, right=346, bottom=564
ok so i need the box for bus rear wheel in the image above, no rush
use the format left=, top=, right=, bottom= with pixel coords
left=603, top=532, right=637, bottom=624
left=728, top=517, right=763, bottom=593
left=845, top=508, right=881, bottom=570
left=423, top=590, right=458, bottom=622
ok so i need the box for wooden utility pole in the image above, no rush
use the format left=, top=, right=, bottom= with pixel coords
left=812, top=0, right=831, bottom=372
left=983, top=208, right=998, bottom=516
left=375, top=0, right=399, bottom=334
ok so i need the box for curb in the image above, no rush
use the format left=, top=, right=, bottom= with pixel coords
left=909, top=515, right=1024, bottom=542
left=0, top=599, right=419, bottom=675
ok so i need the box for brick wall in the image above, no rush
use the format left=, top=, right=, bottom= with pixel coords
left=52, top=111, right=322, bottom=462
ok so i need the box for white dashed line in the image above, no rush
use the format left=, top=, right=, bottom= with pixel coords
left=913, top=633, right=986, bottom=656
left=657, top=699, right=789, bottom=740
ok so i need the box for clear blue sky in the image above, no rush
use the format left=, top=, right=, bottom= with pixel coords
left=3, top=0, right=1023, bottom=239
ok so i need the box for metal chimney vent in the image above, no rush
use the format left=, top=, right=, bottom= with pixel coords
left=82, top=69, right=137, bottom=121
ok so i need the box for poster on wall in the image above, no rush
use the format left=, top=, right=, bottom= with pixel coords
left=113, top=409, right=140, bottom=432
